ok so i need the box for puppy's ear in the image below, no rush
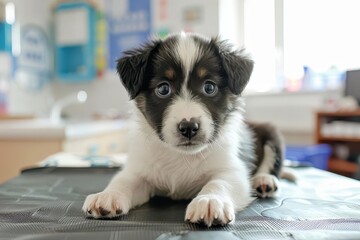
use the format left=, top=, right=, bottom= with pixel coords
left=212, top=38, right=254, bottom=95
left=116, top=40, right=161, bottom=99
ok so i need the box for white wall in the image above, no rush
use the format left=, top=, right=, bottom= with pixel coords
left=244, top=89, right=342, bottom=144
left=52, top=71, right=131, bottom=119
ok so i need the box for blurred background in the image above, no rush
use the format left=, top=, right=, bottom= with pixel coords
left=0, top=0, right=360, bottom=182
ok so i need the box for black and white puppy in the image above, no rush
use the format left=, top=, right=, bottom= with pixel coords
left=83, top=33, right=284, bottom=227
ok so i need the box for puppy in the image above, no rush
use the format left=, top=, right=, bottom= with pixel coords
left=83, top=33, right=284, bottom=227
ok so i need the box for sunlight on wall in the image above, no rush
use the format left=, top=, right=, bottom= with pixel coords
left=244, top=0, right=276, bottom=93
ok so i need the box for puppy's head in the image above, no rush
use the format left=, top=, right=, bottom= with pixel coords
left=117, top=33, right=253, bottom=154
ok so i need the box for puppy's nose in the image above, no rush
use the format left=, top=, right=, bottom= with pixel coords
left=178, top=119, right=199, bottom=140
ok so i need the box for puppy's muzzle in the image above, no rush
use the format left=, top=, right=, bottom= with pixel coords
left=178, top=118, right=199, bottom=140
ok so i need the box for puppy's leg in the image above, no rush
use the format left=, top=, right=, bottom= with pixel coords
left=82, top=171, right=152, bottom=218
left=249, top=123, right=284, bottom=198
left=185, top=171, right=253, bottom=227
left=252, top=143, right=281, bottom=198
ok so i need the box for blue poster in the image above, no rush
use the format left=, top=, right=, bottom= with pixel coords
left=106, top=0, right=152, bottom=69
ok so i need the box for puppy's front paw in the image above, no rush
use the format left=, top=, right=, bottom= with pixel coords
left=252, top=173, right=279, bottom=198
left=185, top=195, right=235, bottom=227
left=82, top=190, right=131, bottom=218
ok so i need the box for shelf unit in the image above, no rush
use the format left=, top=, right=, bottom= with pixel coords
left=315, top=110, right=360, bottom=177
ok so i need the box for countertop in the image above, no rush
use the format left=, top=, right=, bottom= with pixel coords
left=0, top=119, right=128, bottom=140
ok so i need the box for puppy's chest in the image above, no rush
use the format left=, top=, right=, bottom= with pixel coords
left=144, top=157, right=210, bottom=199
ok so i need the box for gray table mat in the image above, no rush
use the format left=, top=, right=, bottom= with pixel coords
left=0, top=167, right=359, bottom=240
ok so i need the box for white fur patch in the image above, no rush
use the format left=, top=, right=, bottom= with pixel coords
left=162, top=94, right=213, bottom=149
left=185, top=194, right=235, bottom=226
left=256, top=144, right=275, bottom=174
left=175, top=35, right=200, bottom=84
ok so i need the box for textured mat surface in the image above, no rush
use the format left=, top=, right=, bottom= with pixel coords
left=0, top=167, right=359, bottom=240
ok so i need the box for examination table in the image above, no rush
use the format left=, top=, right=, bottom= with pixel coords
left=0, top=166, right=359, bottom=240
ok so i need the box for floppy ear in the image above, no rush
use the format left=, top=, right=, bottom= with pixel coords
left=212, top=38, right=254, bottom=95
left=116, top=40, right=161, bottom=99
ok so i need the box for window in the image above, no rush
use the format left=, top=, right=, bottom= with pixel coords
left=284, top=0, right=360, bottom=91
left=244, top=0, right=277, bottom=93
left=243, top=0, right=360, bottom=93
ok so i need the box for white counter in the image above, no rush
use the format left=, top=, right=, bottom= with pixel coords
left=0, top=119, right=128, bottom=140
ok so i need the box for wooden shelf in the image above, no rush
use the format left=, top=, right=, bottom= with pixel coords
left=319, top=136, right=360, bottom=142
left=317, top=110, right=360, bottom=117
left=315, top=109, right=360, bottom=178
left=328, top=158, right=358, bottom=174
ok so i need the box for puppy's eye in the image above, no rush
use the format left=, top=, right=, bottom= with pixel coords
left=156, top=82, right=171, bottom=98
left=203, top=81, right=218, bottom=96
